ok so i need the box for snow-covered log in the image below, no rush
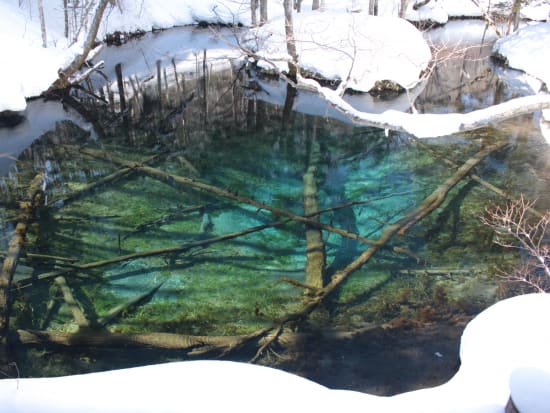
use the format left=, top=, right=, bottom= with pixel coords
left=297, top=75, right=550, bottom=138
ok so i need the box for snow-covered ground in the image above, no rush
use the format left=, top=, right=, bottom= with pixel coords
left=1, top=0, right=549, bottom=112
left=1, top=293, right=549, bottom=413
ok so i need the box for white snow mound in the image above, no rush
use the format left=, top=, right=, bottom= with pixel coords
left=494, top=22, right=550, bottom=89
left=248, top=12, right=432, bottom=93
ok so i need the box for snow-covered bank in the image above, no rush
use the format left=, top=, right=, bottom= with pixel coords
left=494, top=22, right=550, bottom=90
left=1, top=0, right=549, bottom=114
left=248, top=11, right=431, bottom=92
left=1, top=293, right=549, bottom=413
left=0, top=2, right=81, bottom=111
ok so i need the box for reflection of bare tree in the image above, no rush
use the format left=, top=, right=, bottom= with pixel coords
left=417, top=39, right=496, bottom=114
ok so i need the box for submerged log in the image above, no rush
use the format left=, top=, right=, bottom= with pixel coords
left=413, top=138, right=544, bottom=219
left=397, top=141, right=506, bottom=235
left=303, top=139, right=326, bottom=289
left=97, top=282, right=165, bottom=327
left=265, top=141, right=507, bottom=332
left=54, top=276, right=90, bottom=328
left=0, top=173, right=45, bottom=363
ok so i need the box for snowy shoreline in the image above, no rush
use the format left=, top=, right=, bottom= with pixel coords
left=1, top=293, right=549, bottom=413
left=1, top=0, right=549, bottom=114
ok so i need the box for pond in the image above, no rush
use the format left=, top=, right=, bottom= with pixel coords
left=1, top=21, right=549, bottom=395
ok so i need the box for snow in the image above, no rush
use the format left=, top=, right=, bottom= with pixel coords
left=1, top=293, right=549, bottom=413
left=0, top=1, right=78, bottom=111
left=1, top=0, right=547, bottom=113
left=248, top=11, right=431, bottom=92
left=494, top=22, right=550, bottom=90
left=509, top=366, right=550, bottom=413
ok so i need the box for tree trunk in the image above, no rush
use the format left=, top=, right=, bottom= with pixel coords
left=0, top=174, right=45, bottom=363
left=507, top=0, right=522, bottom=34
left=413, top=0, right=431, bottom=10
left=260, top=0, right=268, bottom=24
left=283, top=0, right=299, bottom=81
left=63, top=0, right=69, bottom=38
left=312, top=0, right=320, bottom=10
left=48, top=0, right=111, bottom=92
left=37, top=0, right=47, bottom=47
left=251, top=0, right=258, bottom=26
left=399, top=0, right=409, bottom=17
left=303, top=134, right=326, bottom=289
left=369, top=0, right=378, bottom=15
left=296, top=76, right=550, bottom=138
left=78, top=147, right=379, bottom=247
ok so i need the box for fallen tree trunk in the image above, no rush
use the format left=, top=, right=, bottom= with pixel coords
left=0, top=174, right=45, bottom=363
left=54, top=276, right=90, bottom=328
left=413, top=138, right=545, bottom=219
left=96, top=282, right=165, bottom=327
left=296, top=75, right=550, bottom=138
left=262, top=141, right=506, bottom=333
left=397, top=141, right=507, bottom=235
left=303, top=139, right=326, bottom=289
left=48, top=0, right=112, bottom=92
left=16, top=221, right=286, bottom=287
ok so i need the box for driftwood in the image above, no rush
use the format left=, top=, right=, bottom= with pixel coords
left=7, top=141, right=503, bottom=360
left=0, top=251, right=78, bottom=264
left=14, top=220, right=285, bottom=290
left=295, top=75, right=550, bottom=138
left=0, top=173, right=45, bottom=362
left=129, top=204, right=205, bottom=236
left=68, top=220, right=284, bottom=272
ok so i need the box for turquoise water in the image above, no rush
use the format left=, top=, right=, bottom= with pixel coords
left=1, top=40, right=550, bottom=381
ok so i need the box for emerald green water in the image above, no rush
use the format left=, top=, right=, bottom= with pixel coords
left=1, top=51, right=550, bottom=384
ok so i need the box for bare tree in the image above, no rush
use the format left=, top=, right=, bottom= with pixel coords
left=399, top=0, right=409, bottom=18
left=49, top=0, right=112, bottom=91
left=507, top=0, right=523, bottom=34
left=283, top=0, right=299, bottom=80
left=251, top=0, right=258, bottom=26
left=481, top=196, right=550, bottom=293
left=260, top=0, right=268, bottom=24
left=37, top=0, right=47, bottom=47
left=368, top=0, right=378, bottom=15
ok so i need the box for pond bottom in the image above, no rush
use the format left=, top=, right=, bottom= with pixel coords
left=274, top=318, right=468, bottom=396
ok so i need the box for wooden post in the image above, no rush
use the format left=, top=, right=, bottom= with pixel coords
left=157, top=59, right=163, bottom=110
left=202, top=50, right=208, bottom=127
left=115, top=63, right=126, bottom=113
